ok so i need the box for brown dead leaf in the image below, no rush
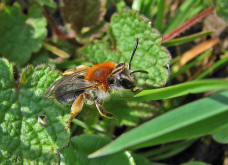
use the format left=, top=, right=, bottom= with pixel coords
left=180, top=37, right=219, bottom=66
left=61, top=0, right=106, bottom=35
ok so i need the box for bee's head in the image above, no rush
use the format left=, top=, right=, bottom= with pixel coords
left=107, top=63, right=136, bottom=89
left=107, top=38, right=148, bottom=90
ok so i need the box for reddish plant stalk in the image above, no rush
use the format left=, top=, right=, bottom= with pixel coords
left=162, top=7, right=214, bottom=43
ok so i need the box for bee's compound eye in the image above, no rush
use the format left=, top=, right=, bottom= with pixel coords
left=119, top=78, right=135, bottom=89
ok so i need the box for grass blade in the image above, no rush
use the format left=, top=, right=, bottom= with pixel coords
left=134, top=79, right=228, bottom=101
left=195, top=57, right=228, bottom=80
left=141, top=0, right=156, bottom=17
left=132, top=0, right=156, bottom=17
left=154, top=0, right=165, bottom=31
left=150, top=141, right=193, bottom=160
left=162, top=6, right=214, bottom=42
left=163, top=31, right=212, bottom=47
left=142, top=139, right=195, bottom=160
left=89, top=90, right=228, bottom=158
left=163, top=0, right=196, bottom=34
left=170, top=50, right=211, bottom=81
left=132, top=0, right=143, bottom=11
left=212, top=125, right=228, bottom=144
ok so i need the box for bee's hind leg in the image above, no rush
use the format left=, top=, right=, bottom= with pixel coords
left=65, top=94, right=84, bottom=130
left=95, top=101, right=113, bottom=118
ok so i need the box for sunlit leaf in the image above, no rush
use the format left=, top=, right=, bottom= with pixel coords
left=0, top=58, right=70, bottom=164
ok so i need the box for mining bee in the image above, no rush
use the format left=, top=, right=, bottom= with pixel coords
left=46, top=39, right=148, bottom=130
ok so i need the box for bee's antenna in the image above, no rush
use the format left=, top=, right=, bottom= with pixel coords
left=129, top=38, right=139, bottom=70
left=130, top=70, right=148, bottom=75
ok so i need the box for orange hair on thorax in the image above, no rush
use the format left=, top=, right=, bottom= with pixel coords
left=85, top=62, right=116, bottom=89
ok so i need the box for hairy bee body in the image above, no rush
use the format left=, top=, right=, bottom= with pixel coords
left=46, top=39, right=147, bottom=129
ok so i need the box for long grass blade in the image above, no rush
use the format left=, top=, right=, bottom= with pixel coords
left=134, top=79, right=228, bottom=101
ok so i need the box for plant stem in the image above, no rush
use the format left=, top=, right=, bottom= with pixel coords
left=162, top=7, right=214, bottom=43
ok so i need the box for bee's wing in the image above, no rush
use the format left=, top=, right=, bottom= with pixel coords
left=45, top=68, right=95, bottom=103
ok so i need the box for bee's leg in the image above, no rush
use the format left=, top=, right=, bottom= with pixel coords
left=131, top=85, right=145, bottom=93
left=63, top=65, right=90, bottom=76
left=95, top=101, right=113, bottom=118
left=65, top=94, right=84, bottom=130
left=131, top=88, right=143, bottom=93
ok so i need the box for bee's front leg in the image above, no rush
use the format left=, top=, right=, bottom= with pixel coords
left=95, top=101, right=113, bottom=118
left=131, top=87, right=143, bottom=93
left=65, top=94, right=84, bottom=130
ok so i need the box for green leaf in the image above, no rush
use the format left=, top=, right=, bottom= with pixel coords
left=0, top=4, right=47, bottom=65
left=212, top=125, right=228, bottom=144
left=62, top=134, right=134, bottom=165
left=134, top=79, right=228, bottom=101
left=88, top=90, right=228, bottom=158
left=61, top=0, right=105, bottom=34
left=103, top=99, right=156, bottom=127
left=75, top=97, right=155, bottom=132
left=109, top=10, right=170, bottom=86
left=0, top=58, right=70, bottom=164
left=216, top=0, right=228, bottom=23
left=81, top=41, right=120, bottom=64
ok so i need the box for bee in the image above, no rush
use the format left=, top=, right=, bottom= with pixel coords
left=46, top=39, right=148, bottom=130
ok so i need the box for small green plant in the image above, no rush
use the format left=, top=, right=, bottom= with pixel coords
left=0, top=0, right=228, bottom=165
